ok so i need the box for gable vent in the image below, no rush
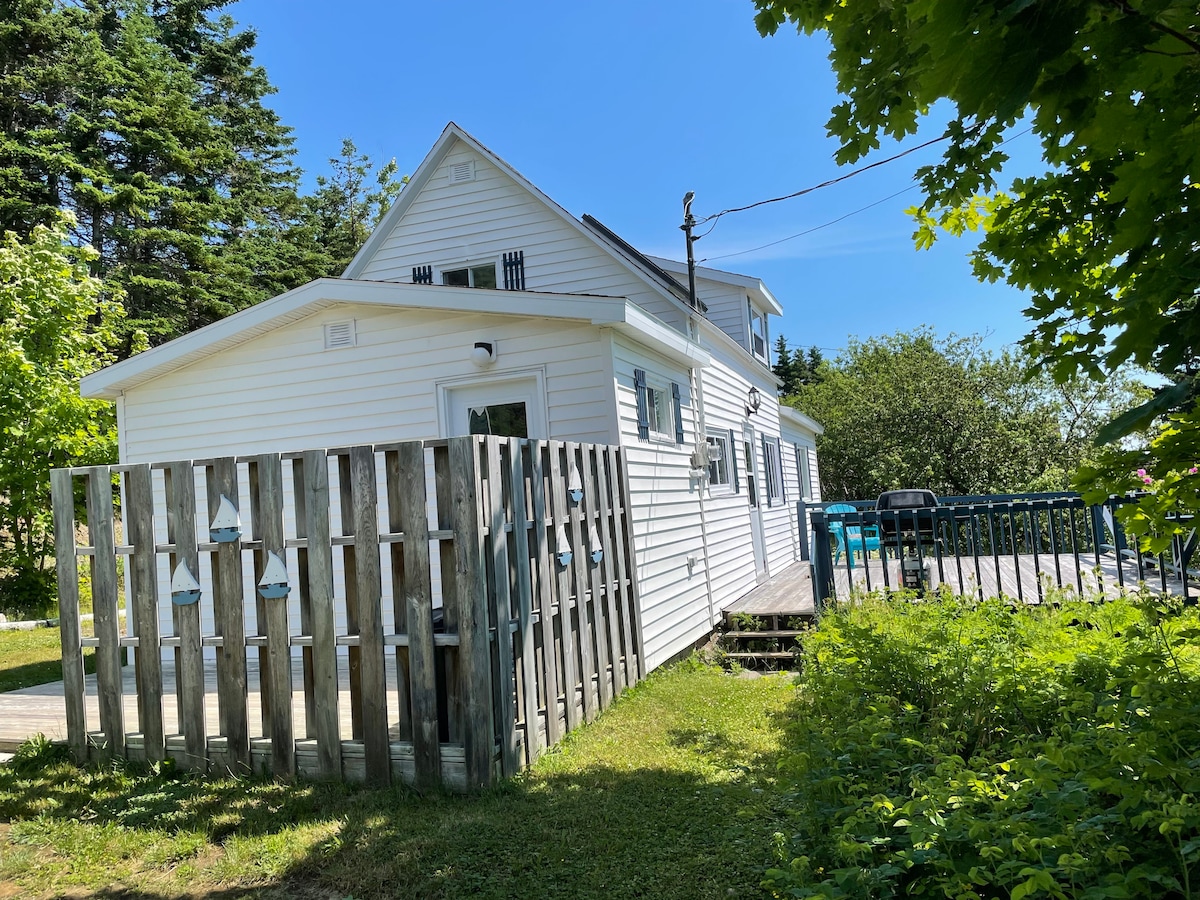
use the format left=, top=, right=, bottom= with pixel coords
left=448, top=160, right=475, bottom=184
left=324, top=320, right=356, bottom=350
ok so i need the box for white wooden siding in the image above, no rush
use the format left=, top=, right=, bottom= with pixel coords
left=120, top=304, right=613, bottom=648
left=695, top=331, right=800, bottom=603
left=610, top=334, right=712, bottom=670
left=693, top=277, right=749, bottom=350
left=356, top=141, right=687, bottom=333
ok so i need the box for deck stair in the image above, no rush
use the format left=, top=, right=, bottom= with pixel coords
left=719, top=611, right=816, bottom=668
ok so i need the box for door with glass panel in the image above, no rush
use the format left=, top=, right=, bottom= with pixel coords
left=444, top=377, right=546, bottom=439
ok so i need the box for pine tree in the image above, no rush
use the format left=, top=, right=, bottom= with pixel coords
left=773, top=334, right=795, bottom=395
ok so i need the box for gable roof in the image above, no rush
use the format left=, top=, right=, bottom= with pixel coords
left=80, top=278, right=710, bottom=400
left=343, top=123, right=698, bottom=322
left=646, top=255, right=783, bottom=316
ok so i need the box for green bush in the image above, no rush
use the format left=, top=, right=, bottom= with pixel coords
left=767, top=593, right=1200, bottom=899
left=0, top=568, right=57, bottom=620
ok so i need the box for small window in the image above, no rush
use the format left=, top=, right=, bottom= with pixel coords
left=795, top=445, right=813, bottom=500
left=763, top=436, right=784, bottom=505
left=468, top=401, right=528, bottom=438
left=442, top=263, right=497, bottom=289
left=748, top=298, right=768, bottom=360
left=706, top=430, right=732, bottom=492
left=645, top=384, right=672, bottom=440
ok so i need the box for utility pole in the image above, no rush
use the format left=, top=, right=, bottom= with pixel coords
left=681, top=191, right=698, bottom=310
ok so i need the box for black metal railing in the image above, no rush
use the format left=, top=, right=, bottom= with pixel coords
left=801, top=493, right=1198, bottom=606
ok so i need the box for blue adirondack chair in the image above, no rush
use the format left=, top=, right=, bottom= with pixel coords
left=826, top=503, right=882, bottom=569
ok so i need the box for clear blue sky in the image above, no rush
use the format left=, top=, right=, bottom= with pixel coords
left=232, top=0, right=1044, bottom=359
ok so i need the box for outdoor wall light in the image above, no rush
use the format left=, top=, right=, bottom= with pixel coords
left=746, top=386, right=762, bottom=416
left=470, top=340, right=496, bottom=367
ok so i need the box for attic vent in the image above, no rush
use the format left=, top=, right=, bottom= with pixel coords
left=324, top=320, right=356, bottom=350
left=449, top=160, right=475, bottom=184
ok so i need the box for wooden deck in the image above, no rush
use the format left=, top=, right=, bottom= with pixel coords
left=829, top=551, right=1194, bottom=603
left=0, top=654, right=402, bottom=754
left=722, top=562, right=817, bottom=618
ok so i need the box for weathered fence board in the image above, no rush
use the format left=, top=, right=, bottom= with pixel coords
left=52, top=437, right=643, bottom=791
left=50, top=468, right=86, bottom=763
left=126, top=464, right=164, bottom=763
left=165, top=462, right=205, bottom=769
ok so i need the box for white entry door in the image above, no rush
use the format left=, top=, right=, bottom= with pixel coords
left=442, top=375, right=547, bottom=439
left=743, top=425, right=768, bottom=581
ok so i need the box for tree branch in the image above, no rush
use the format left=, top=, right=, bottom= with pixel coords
left=1101, top=0, right=1200, bottom=57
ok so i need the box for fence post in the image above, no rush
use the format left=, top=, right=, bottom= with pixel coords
left=449, top=436, right=495, bottom=789
left=797, top=500, right=810, bottom=561
left=51, top=468, right=87, bottom=764
left=810, top=509, right=834, bottom=607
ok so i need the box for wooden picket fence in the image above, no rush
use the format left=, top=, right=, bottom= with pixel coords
left=50, top=436, right=645, bottom=790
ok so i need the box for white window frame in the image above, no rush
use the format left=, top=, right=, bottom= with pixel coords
left=644, top=380, right=674, bottom=443
left=747, top=298, right=768, bottom=362
left=436, top=368, right=548, bottom=439
left=439, top=258, right=499, bottom=289
left=764, top=436, right=784, bottom=504
left=795, top=444, right=813, bottom=500
left=705, top=428, right=733, bottom=494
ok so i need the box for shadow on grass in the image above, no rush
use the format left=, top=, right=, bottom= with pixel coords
left=1, top=731, right=793, bottom=899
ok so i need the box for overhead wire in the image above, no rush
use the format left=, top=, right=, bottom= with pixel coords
left=697, top=126, right=1034, bottom=264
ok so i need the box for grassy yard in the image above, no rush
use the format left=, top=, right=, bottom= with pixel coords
left=0, top=624, right=95, bottom=694
left=0, top=660, right=797, bottom=899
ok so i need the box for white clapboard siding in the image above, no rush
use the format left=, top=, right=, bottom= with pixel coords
left=693, top=332, right=801, bottom=603
left=122, top=306, right=611, bottom=461
left=120, top=307, right=614, bottom=651
left=610, top=335, right=712, bottom=671
left=693, top=279, right=749, bottom=349
left=356, top=142, right=686, bottom=332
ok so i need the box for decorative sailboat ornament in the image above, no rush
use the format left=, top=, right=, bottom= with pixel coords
left=588, top=523, right=603, bottom=564
left=567, top=465, right=583, bottom=504
left=555, top=525, right=573, bottom=568
left=170, top=561, right=202, bottom=606
left=257, top=551, right=291, bottom=599
left=209, top=494, right=242, bottom=543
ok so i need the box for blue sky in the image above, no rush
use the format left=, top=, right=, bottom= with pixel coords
left=232, top=0, right=1044, bottom=359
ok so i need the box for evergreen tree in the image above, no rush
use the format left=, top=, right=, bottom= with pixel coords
left=773, top=334, right=795, bottom=394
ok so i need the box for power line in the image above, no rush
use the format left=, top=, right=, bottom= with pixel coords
left=699, top=184, right=919, bottom=264
left=698, top=126, right=1034, bottom=264
left=695, top=130, right=957, bottom=226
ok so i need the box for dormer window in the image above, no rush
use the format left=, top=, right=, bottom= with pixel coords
left=748, top=298, right=768, bottom=361
left=442, top=263, right=497, bottom=289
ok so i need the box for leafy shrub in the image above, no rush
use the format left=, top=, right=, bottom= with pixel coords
left=767, top=593, right=1200, bottom=899
left=0, top=568, right=57, bottom=620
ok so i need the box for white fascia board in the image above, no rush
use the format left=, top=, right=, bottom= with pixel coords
left=81, top=278, right=630, bottom=399
left=645, top=255, right=784, bottom=316
left=607, top=302, right=710, bottom=369
left=780, top=405, right=825, bottom=436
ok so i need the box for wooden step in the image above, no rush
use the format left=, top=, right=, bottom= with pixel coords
left=723, top=651, right=796, bottom=660
left=723, top=629, right=807, bottom=639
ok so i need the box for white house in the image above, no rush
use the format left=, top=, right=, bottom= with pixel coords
left=80, top=123, right=822, bottom=672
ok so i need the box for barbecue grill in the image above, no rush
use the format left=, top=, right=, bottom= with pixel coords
left=875, top=489, right=939, bottom=593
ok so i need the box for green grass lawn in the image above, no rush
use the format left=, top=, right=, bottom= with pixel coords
left=0, top=624, right=95, bottom=693
left=0, top=660, right=797, bottom=899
